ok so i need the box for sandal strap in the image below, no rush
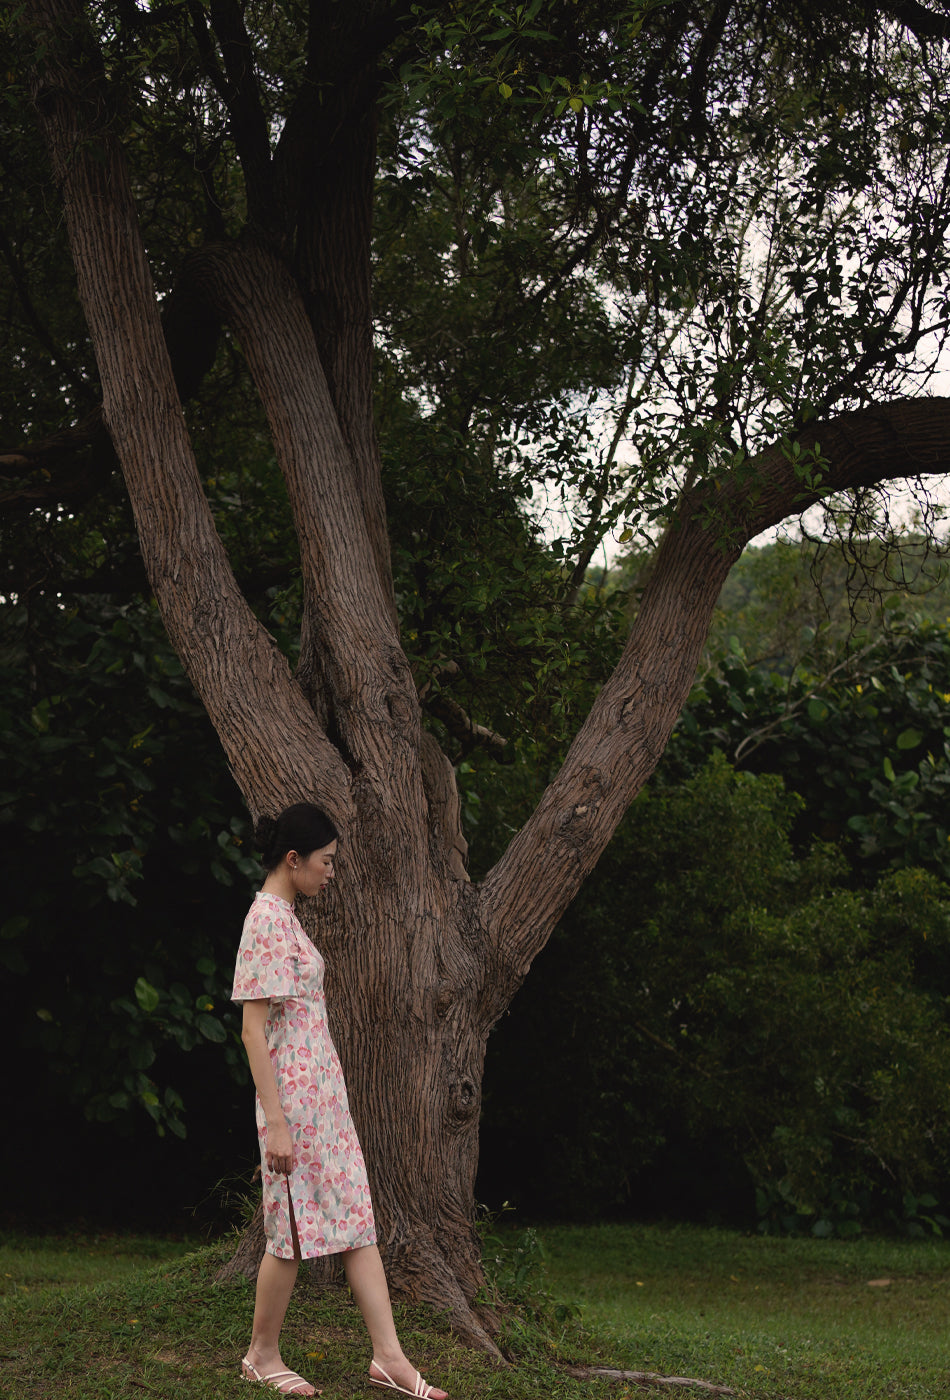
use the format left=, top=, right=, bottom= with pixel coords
left=242, top=1358, right=314, bottom=1394
left=370, top=1362, right=433, bottom=1397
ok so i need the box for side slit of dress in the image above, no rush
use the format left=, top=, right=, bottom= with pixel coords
left=286, top=1180, right=304, bottom=1262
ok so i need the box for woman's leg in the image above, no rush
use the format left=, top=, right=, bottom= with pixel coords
left=246, top=1253, right=300, bottom=1364
left=342, top=1245, right=447, bottom=1399
left=243, top=1212, right=318, bottom=1396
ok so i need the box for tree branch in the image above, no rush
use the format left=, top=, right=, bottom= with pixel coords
left=1, top=406, right=107, bottom=479
left=478, top=396, right=950, bottom=985
left=425, top=692, right=509, bottom=760
left=183, top=236, right=417, bottom=782
left=22, top=0, right=351, bottom=820
left=188, top=0, right=275, bottom=229
left=880, top=0, right=950, bottom=41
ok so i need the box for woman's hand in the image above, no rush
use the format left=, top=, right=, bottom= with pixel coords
left=265, top=1119, right=295, bottom=1176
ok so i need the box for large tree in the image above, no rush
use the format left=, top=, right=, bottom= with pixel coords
left=7, top=0, right=950, bottom=1346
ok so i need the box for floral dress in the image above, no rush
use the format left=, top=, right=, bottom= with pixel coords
left=231, top=891, right=377, bottom=1260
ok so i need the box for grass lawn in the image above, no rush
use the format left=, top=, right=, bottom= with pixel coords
left=535, top=1222, right=950, bottom=1398
left=0, top=1230, right=194, bottom=1294
left=1, top=1222, right=948, bottom=1398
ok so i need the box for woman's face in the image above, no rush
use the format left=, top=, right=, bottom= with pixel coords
left=292, top=840, right=337, bottom=897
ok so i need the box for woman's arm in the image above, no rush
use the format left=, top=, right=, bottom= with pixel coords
left=241, top=998, right=295, bottom=1174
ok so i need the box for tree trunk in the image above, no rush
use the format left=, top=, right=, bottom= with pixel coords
left=23, top=0, right=498, bottom=1343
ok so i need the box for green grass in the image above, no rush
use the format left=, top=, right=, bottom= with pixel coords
left=0, top=1234, right=468, bottom=1400
left=0, top=1230, right=195, bottom=1295
left=535, top=1222, right=950, bottom=1398
left=1, top=1222, right=949, bottom=1398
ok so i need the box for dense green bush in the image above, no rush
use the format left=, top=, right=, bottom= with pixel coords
left=663, top=614, right=950, bottom=882
left=480, top=756, right=950, bottom=1234
left=0, top=593, right=254, bottom=1200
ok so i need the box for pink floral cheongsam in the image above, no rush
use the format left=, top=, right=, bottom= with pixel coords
left=231, top=892, right=377, bottom=1260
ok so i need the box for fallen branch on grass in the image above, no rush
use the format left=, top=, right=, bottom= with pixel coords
left=565, top=1365, right=735, bottom=1394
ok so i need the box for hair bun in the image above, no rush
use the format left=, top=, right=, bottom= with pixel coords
left=254, top=804, right=340, bottom=872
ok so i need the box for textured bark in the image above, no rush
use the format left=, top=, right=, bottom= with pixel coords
left=216, top=1202, right=268, bottom=1283
left=22, top=0, right=950, bottom=1354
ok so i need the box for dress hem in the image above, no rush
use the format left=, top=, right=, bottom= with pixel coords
left=265, top=1232, right=378, bottom=1263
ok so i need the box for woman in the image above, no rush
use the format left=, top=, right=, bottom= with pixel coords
left=232, top=803, right=448, bottom=1400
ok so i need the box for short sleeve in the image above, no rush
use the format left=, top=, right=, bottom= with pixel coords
left=231, top=899, right=298, bottom=1002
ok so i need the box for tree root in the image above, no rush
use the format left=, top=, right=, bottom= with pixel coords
left=565, top=1365, right=735, bottom=1394
left=214, top=1203, right=268, bottom=1284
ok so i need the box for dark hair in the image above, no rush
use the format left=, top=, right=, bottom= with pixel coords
left=255, top=803, right=340, bottom=871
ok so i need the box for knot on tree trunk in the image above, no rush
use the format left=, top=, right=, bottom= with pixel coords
left=447, top=1074, right=480, bottom=1129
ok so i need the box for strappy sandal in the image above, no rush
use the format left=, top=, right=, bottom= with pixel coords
left=368, top=1359, right=446, bottom=1398
left=241, top=1356, right=321, bottom=1395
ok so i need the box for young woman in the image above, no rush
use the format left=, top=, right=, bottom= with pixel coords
left=232, top=803, right=448, bottom=1399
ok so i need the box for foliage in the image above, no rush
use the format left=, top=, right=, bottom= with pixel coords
left=382, top=403, right=627, bottom=776
left=0, top=592, right=254, bottom=1143
left=481, top=755, right=950, bottom=1233
left=704, top=533, right=950, bottom=673
left=5, top=0, right=950, bottom=822
left=663, top=539, right=950, bottom=883
left=7, top=0, right=950, bottom=1273
left=371, top=1, right=950, bottom=583
left=476, top=1211, right=581, bottom=1361
left=8, top=0, right=950, bottom=617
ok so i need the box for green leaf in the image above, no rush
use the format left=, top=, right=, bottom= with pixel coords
left=134, top=976, right=160, bottom=1014
left=129, top=1040, right=156, bottom=1070
left=196, top=1013, right=227, bottom=1043
left=896, top=727, right=924, bottom=750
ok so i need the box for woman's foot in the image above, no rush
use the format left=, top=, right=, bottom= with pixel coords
left=242, top=1354, right=320, bottom=1396
left=368, top=1356, right=447, bottom=1399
